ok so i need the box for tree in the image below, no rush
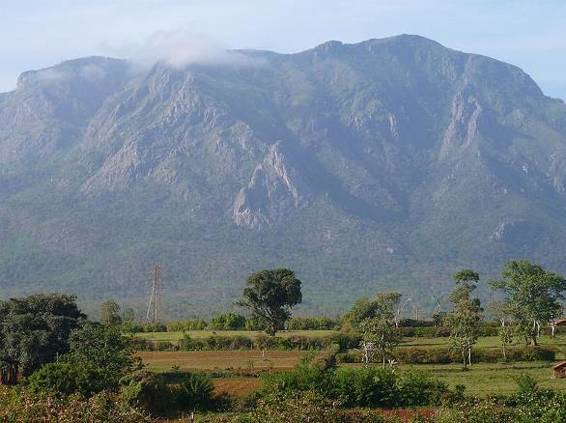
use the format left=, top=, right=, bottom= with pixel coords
left=491, top=260, right=566, bottom=346
left=100, top=299, right=122, bottom=326
left=28, top=322, right=138, bottom=396
left=237, top=268, right=302, bottom=336
left=357, top=293, right=401, bottom=367
left=359, top=316, right=401, bottom=368
left=488, top=300, right=514, bottom=360
left=0, top=294, right=84, bottom=384
left=344, top=292, right=403, bottom=329
left=376, top=292, right=402, bottom=328
left=445, top=269, right=483, bottom=369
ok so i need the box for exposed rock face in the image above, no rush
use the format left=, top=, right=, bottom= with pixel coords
left=233, top=142, right=309, bottom=229
left=1, top=35, right=566, bottom=315
left=440, top=91, right=482, bottom=158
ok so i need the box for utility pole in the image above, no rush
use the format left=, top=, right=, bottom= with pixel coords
left=146, top=264, right=161, bottom=323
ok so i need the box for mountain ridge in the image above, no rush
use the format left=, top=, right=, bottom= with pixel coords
left=1, top=35, right=566, bottom=317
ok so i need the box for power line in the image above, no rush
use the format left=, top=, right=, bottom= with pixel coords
left=146, top=264, right=161, bottom=323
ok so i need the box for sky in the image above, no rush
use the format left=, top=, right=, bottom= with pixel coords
left=1, top=0, right=566, bottom=99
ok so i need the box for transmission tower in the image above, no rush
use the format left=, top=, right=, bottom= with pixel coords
left=146, top=264, right=162, bottom=323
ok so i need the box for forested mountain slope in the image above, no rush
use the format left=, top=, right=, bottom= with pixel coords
left=1, top=35, right=566, bottom=316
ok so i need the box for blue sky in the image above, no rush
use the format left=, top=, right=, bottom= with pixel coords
left=1, top=0, right=565, bottom=99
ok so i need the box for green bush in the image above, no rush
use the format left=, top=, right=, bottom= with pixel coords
left=0, top=387, right=150, bottom=422
left=336, top=351, right=362, bottom=364
left=120, top=370, right=172, bottom=414
left=173, top=372, right=215, bottom=410
left=27, top=360, right=106, bottom=397
left=121, top=370, right=214, bottom=415
left=287, top=317, right=339, bottom=330
left=210, top=313, right=247, bottom=330
left=167, top=319, right=208, bottom=331
left=334, top=367, right=397, bottom=407
left=397, top=370, right=450, bottom=406
left=261, top=356, right=333, bottom=396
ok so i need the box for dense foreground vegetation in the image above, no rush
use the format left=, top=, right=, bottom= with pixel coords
left=0, top=261, right=564, bottom=421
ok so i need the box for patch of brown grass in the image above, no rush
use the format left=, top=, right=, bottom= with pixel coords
left=213, top=377, right=261, bottom=398
left=138, top=350, right=305, bottom=372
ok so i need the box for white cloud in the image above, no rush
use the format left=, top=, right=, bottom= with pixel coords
left=121, top=29, right=258, bottom=68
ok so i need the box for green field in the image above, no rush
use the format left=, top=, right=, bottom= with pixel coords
left=135, top=330, right=566, bottom=357
left=400, top=335, right=566, bottom=358
left=138, top=351, right=566, bottom=397
left=135, top=331, right=566, bottom=397
left=348, top=362, right=565, bottom=395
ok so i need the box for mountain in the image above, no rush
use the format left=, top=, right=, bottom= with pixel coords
left=2, top=35, right=566, bottom=317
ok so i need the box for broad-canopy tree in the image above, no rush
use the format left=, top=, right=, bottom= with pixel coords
left=0, top=294, right=84, bottom=384
left=445, top=269, right=483, bottom=369
left=491, top=260, right=566, bottom=346
left=237, top=268, right=302, bottom=336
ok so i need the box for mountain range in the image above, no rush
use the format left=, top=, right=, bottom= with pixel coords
left=1, top=34, right=566, bottom=317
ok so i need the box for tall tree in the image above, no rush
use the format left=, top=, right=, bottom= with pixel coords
left=0, top=294, right=84, bottom=384
left=445, top=269, right=483, bottom=369
left=344, top=292, right=403, bottom=329
left=488, top=300, right=514, bottom=360
left=100, top=299, right=122, bottom=326
left=358, top=292, right=402, bottom=367
left=359, top=316, right=401, bottom=368
left=491, top=260, right=566, bottom=346
left=237, top=268, right=302, bottom=336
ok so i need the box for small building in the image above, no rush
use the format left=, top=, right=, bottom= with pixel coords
left=552, top=361, right=566, bottom=379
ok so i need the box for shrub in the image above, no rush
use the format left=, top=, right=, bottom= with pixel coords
left=336, top=351, right=362, bottom=364
left=121, top=370, right=214, bottom=415
left=245, top=317, right=268, bottom=331
left=209, top=313, right=247, bottom=330
left=397, top=370, right=450, bottom=406
left=120, top=370, right=172, bottom=414
left=167, top=319, right=208, bottom=331
left=287, top=317, right=339, bottom=330
left=173, top=372, right=214, bottom=410
left=27, top=360, right=106, bottom=397
left=261, top=355, right=333, bottom=396
left=0, top=388, right=150, bottom=422
left=395, top=346, right=555, bottom=365
left=334, top=367, right=398, bottom=408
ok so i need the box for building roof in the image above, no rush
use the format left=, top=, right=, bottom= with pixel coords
left=553, top=361, right=566, bottom=370
left=554, top=319, right=566, bottom=326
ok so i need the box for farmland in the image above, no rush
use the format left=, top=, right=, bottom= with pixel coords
left=138, top=350, right=306, bottom=372
left=136, top=331, right=566, bottom=398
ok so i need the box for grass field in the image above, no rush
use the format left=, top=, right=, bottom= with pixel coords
left=400, top=334, right=566, bottom=349
left=343, top=362, right=566, bottom=395
left=135, top=330, right=566, bottom=359
left=137, top=331, right=566, bottom=399
left=140, top=350, right=566, bottom=397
